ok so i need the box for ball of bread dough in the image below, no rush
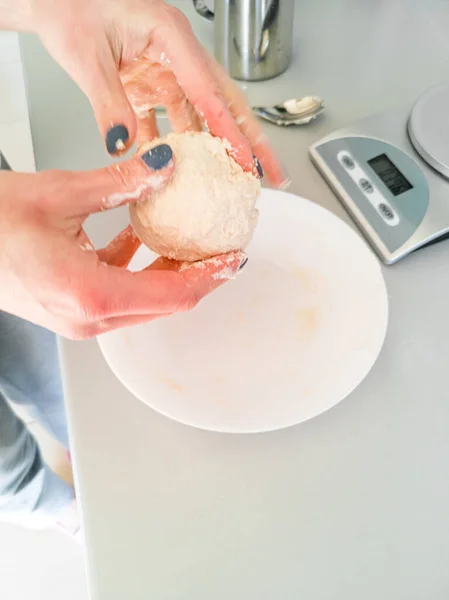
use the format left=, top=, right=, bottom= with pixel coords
left=129, top=131, right=261, bottom=262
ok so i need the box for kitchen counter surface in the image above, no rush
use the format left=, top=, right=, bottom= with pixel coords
left=21, top=1, right=449, bottom=598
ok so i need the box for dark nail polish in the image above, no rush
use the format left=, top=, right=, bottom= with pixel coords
left=254, top=155, right=264, bottom=178
left=141, top=144, right=173, bottom=171
left=238, top=257, right=248, bottom=271
left=105, top=124, right=129, bottom=154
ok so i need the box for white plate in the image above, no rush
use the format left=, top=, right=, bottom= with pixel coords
left=97, top=189, right=388, bottom=433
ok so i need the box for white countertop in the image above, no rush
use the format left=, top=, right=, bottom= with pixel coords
left=20, top=1, right=449, bottom=598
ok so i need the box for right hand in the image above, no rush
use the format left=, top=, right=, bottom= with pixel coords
left=27, top=0, right=286, bottom=185
left=0, top=144, right=247, bottom=339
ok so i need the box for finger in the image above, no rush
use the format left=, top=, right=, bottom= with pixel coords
left=90, top=312, right=172, bottom=337
left=145, top=250, right=248, bottom=291
left=121, top=57, right=171, bottom=108
left=151, top=8, right=256, bottom=174
left=65, top=34, right=138, bottom=156
left=135, top=108, right=160, bottom=147
left=121, top=58, right=175, bottom=145
left=206, top=57, right=287, bottom=187
left=165, top=98, right=203, bottom=133
left=41, top=143, right=174, bottom=216
left=97, top=225, right=141, bottom=267
left=57, top=311, right=172, bottom=340
left=75, top=250, right=248, bottom=323
left=122, top=58, right=202, bottom=136
left=120, top=62, right=161, bottom=146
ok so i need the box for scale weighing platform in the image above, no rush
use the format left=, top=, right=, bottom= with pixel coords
left=309, top=82, right=449, bottom=264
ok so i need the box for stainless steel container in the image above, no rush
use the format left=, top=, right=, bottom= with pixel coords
left=193, top=0, right=295, bottom=81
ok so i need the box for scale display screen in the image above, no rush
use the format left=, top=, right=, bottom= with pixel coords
left=367, top=153, right=413, bottom=196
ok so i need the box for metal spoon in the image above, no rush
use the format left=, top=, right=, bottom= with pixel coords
left=154, top=95, right=325, bottom=127
left=252, top=96, right=325, bottom=126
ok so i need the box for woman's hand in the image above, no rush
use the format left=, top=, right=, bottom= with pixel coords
left=0, top=145, right=247, bottom=339
left=27, top=0, right=285, bottom=185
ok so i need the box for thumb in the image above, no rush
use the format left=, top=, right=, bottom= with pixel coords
left=49, top=143, right=174, bottom=216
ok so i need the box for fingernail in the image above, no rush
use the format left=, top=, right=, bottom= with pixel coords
left=106, top=124, right=129, bottom=154
left=238, top=257, right=248, bottom=271
left=141, top=144, right=173, bottom=171
left=254, top=155, right=264, bottom=178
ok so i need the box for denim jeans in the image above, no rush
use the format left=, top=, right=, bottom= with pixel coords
left=0, top=312, right=73, bottom=527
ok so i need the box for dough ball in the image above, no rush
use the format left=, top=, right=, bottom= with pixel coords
left=129, top=131, right=261, bottom=262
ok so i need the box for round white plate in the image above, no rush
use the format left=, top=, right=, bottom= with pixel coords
left=97, top=189, right=388, bottom=433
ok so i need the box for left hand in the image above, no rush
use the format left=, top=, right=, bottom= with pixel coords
left=29, top=0, right=285, bottom=185
left=0, top=150, right=246, bottom=339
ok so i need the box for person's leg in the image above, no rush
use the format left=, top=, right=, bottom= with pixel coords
left=0, top=311, right=68, bottom=448
left=0, top=312, right=76, bottom=529
left=0, top=392, right=74, bottom=528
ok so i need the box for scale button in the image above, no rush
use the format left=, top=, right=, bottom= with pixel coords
left=341, top=155, right=355, bottom=169
left=359, top=178, right=374, bottom=193
left=378, top=203, right=395, bottom=220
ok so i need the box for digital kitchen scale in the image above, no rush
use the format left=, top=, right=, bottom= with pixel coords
left=309, top=82, right=449, bottom=264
